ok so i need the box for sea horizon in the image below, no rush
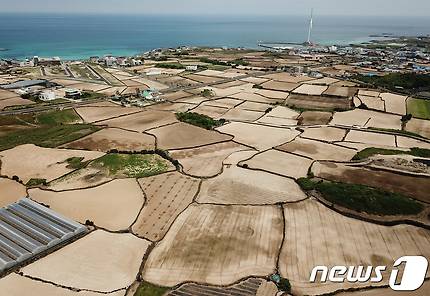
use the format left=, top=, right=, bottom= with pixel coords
left=1, top=13, right=429, bottom=61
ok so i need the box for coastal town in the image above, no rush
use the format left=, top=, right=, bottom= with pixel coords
left=0, top=35, right=429, bottom=296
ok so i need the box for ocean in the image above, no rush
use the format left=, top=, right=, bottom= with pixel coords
left=0, top=13, right=429, bottom=60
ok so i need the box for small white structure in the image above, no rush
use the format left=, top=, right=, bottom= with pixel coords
left=39, top=90, right=56, bottom=101
left=65, top=88, right=81, bottom=99
left=186, top=65, right=198, bottom=71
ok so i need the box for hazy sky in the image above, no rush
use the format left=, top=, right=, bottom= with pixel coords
left=1, top=0, right=430, bottom=16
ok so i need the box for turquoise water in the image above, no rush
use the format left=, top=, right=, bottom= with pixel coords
left=0, top=13, right=429, bottom=60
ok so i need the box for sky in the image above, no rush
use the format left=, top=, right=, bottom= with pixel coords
left=1, top=0, right=430, bottom=16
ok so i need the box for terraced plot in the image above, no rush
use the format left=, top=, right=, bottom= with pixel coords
left=293, top=84, right=328, bottom=96
left=197, top=166, right=306, bottom=204
left=0, top=178, right=27, bottom=207
left=260, top=73, right=314, bottom=83
left=261, top=80, right=298, bottom=92
left=98, top=110, right=178, bottom=132
left=30, top=179, right=144, bottom=231
left=298, top=111, right=332, bottom=125
left=47, top=166, right=113, bottom=191
left=323, top=86, right=357, bottom=97
left=357, top=95, right=385, bottom=111
left=143, top=204, right=283, bottom=286
left=396, top=136, right=430, bottom=149
left=217, top=122, right=300, bottom=150
left=243, top=149, right=313, bottom=179
left=0, top=144, right=104, bottom=183
left=221, top=108, right=265, bottom=122
left=170, top=141, right=247, bottom=177
left=301, top=127, right=346, bottom=142
left=344, top=130, right=396, bottom=146
left=405, top=118, right=430, bottom=139
left=277, top=138, right=356, bottom=161
left=132, top=172, right=200, bottom=241
left=0, top=97, right=35, bottom=110
left=380, top=93, right=407, bottom=115
left=330, top=109, right=401, bottom=130
left=279, top=199, right=430, bottom=295
left=75, top=106, right=141, bottom=123
left=149, top=122, right=232, bottom=150
left=21, top=230, right=150, bottom=292
left=63, top=127, right=155, bottom=152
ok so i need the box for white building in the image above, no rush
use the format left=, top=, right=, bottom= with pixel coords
left=39, top=90, right=56, bottom=101
left=186, top=65, right=198, bottom=71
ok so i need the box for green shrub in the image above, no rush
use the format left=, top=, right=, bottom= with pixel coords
left=175, top=112, right=224, bottom=130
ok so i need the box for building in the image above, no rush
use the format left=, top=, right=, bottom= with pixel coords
left=33, top=56, right=61, bottom=66
left=65, top=89, right=81, bottom=100
left=186, top=65, right=198, bottom=71
left=39, top=90, right=56, bottom=101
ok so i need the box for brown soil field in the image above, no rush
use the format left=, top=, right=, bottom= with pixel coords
left=131, top=77, right=169, bottom=90
left=266, top=106, right=300, bottom=119
left=330, top=109, right=401, bottom=130
left=0, top=273, right=126, bottom=296
left=0, top=89, right=19, bottom=100
left=63, top=127, right=156, bottom=152
left=286, top=94, right=351, bottom=110
left=47, top=166, right=113, bottom=191
left=240, top=77, right=270, bottom=84
left=148, top=102, right=195, bottom=113
left=203, top=98, right=243, bottom=109
left=380, top=93, right=407, bottom=115
left=358, top=89, right=380, bottom=97
left=191, top=105, right=229, bottom=118
left=237, top=101, right=272, bottom=111
left=143, top=204, right=283, bottom=286
left=97, top=86, right=127, bottom=96
left=22, top=230, right=150, bottom=292
left=323, top=86, right=357, bottom=97
left=313, top=161, right=430, bottom=203
left=344, top=130, right=396, bottom=146
left=301, top=127, right=346, bottom=142
left=255, top=89, right=289, bottom=100
left=307, top=77, right=340, bottom=85
left=162, top=90, right=194, bottom=101
left=217, top=122, right=300, bottom=150
left=197, top=166, right=306, bottom=204
left=256, top=115, right=298, bottom=126
left=170, top=141, right=247, bottom=177
left=132, top=172, right=200, bottom=241
left=0, top=178, right=27, bottom=207
left=406, top=118, right=430, bottom=139
left=149, top=122, right=232, bottom=150
left=230, top=92, right=277, bottom=104
left=357, top=95, right=385, bottom=111
left=298, top=111, right=332, bottom=125
left=30, top=179, right=144, bottom=231
left=0, top=97, right=35, bottom=110
left=223, top=150, right=258, bottom=165
left=168, top=278, right=269, bottom=296
left=0, top=144, right=104, bottom=183
left=293, top=84, right=328, bottom=96
left=396, top=136, right=430, bottom=149
left=98, top=110, right=178, bottom=132
left=221, top=108, right=265, bottom=121
left=277, top=138, right=357, bottom=161
left=179, top=95, right=211, bottom=105
left=68, top=82, right=109, bottom=92
left=75, top=106, right=141, bottom=123
left=280, top=199, right=430, bottom=295
left=186, top=74, right=224, bottom=84
left=260, top=73, right=314, bottom=83
left=214, top=80, right=247, bottom=89
left=244, top=149, right=313, bottom=179
left=261, top=80, right=299, bottom=92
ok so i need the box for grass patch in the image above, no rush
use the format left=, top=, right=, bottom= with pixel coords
left=0, top=124, right=100, bottom=151
left=91, top=153, right=171, bottom=178
left=353, top=147, right=430, bottom=160
left=176, top=112, right=225, bottom=130
left=134, top=281, right=169, bottom=296
left=66, top=157, right=88, bottom=169
left=367, top=127, right=426, bottom=139
left=297, top=178, right=423, bottom=216
left=407, top=98, right=430, bottom=119
left=26, top=178, right=47, bottom=187
left=36, top=109, right=82, bottom=125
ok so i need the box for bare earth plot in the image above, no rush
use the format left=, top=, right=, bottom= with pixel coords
left=344, top=130, right=396, bottom=146
left=312, top=161, right=430, bottom=203
left=0, top=144, right=104, bottom=183
left=330, top=109, right=402, bottom=130
left=132, top=172, right=200, bottom=241
left=170, top=141, right=248, bottom=177
left=131, top=77, right=169, bottom=90
left=254, top=89, right=289, bottom=100
left=261, top=80, right=299, bottom=92
left=0, top=89, right=18, bottom=100
left=143, top=204, right=283, bottom=286
left=405, top=118, right=430, bottom=139
left=243, top=149, right=313, bottom=179
left=221, top=108, right=265, bottom=122
left=203, top=98, right=243, bottom=109
left=358, top=89, right=380, bottom=97
left=298, top=111, right=332, bottom=125
left=147, top=102, right=195, bottom=113
left=21, top=230, right=150, bottom=293
left=396, top=136, right=430, bottom=149
left=75, top=106, right=141, bottom=123
left=260, top=73, right=314, bottom=83
left=277, top=138, right=357, bottom=161
left=149, top=122, right=232, bottom=150
left=229, top=91, right=278, bottom=104
left=98, top=110, right=178, bottom=133
left=293, top=84, right=328, bottom=96
left=47, top=166, right=113, bottom=191
left=280, top=199, right=430, bottom=295
left=197, top=166, right=306, bottom=205
left=380, top=93, right=407, bottom=115
left=286, top=94, right=350, bottom=110
left=0, top=273, right=125, bottom=296
left=29, top=179, right=144, bottom=231
left=237, top=101, right=272, bottom=112
left=0, top=97, right=35, bottom=110
left=162, top=90, right=194, bottom=101
left=306, top=77, right=340, bottom=85
left=217, top=122, right=300, bottom=150
left=357, top=95, right=385, bottom=111
left=0, top=178, right=27, bottom=207
left=191, top=105, right=230, bottom=118
left=323, top=86, right=357, bottom=98
left=301, top=127, right=346, bottom=142
left=257, top=106, right=300, bottom=126
left=63, top=127, right=155, bottom=152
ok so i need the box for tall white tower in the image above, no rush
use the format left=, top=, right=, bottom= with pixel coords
left=307, top=9, right=314, bottom=45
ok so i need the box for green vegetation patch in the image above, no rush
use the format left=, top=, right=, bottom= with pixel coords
left=26, top=178, right=47, bottom=187
left=353, top=73, right=430, bottom=93
left=36, top=109, right=82, bottom=125
left=367, top=127, right=426, bottom=139
left=297, top=178, right=424, bottom=216
left=134, top=281, right=169, bottom=296
left=176, top=112, right=225, bottom=130
left=353, top=147, right=430, bottom=160
left=0, top=124, right=100, bottom=151
left=407, top=98, right=430, bottom=120
left=66, top=157, right=89, bottom=170
left=157, top=63, right=185, bottom=69
left=91, top=153, right=171, bottom=178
